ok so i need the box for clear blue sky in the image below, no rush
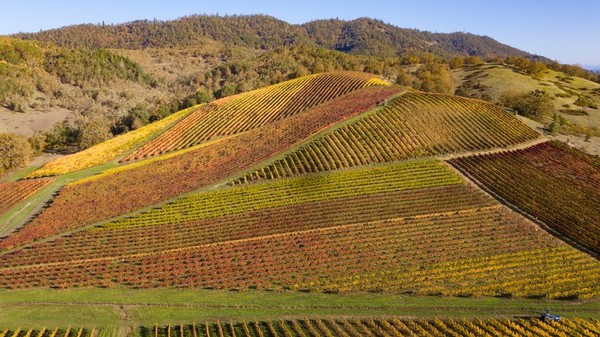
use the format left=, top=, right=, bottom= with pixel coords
left=1, top=0, right=599, bottom=65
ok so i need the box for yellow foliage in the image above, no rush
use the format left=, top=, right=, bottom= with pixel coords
left=26, top=106, right=195, bottom=178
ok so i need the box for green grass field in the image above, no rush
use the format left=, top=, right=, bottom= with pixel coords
left=0, top=288, right=598, bottom=330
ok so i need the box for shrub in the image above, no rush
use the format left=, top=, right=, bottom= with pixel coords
left=574, top=96, right=598, bottom=109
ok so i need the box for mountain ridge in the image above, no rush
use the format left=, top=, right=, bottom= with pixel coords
left=13, top=14, right=535, bottom=59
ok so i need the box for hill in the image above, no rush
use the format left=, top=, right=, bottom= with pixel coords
left=454, top=63, right=600, bottom=136
left=15, top=15, right=532, bottom=59
left=0, top=71, right=599, bottom=332
left=0, top=36, right=165, bottom=137
left=3, top=15, right=598, bottom=152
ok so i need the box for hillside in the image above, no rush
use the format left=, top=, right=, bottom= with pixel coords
left=3, top=15, right=598, bottom=154
left=454, top=63, right=600, bottom=135
left=0, top=36, right=166, bottom=137
left=0, top=72, right=599, bottom=332
left=15, top=15, right=531, bottom=59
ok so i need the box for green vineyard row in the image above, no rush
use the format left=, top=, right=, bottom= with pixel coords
left=102, top=160, right=462, bottom=229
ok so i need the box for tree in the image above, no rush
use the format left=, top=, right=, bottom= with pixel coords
left=415, top=63, right=455, bottom=94
left=527, top=61, right=547, bottom=80
left=449, top=56, right=465, bottom=69
left=548, top=114, right=560, bottom=135
left=0, top=133, right=33, bottom=176
left=464, top=56, right=483, bottom=66
left=395, top=70, right=415, bottom=87
left=500, top=90, right=554, bottom=121
left=28, top=131, right=46, bottom=155
left=78, top=116, right=112, bottom=150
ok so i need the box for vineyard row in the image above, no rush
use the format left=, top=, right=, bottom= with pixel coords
left=449, top=141, right=600, bottom=255
left=125, top=72, right=388, bottom=160
left=232, top=92, right=540, bottom=184
left=142, top=317, right=600, bottom=337
left=0, top=86, right=400, bottom=251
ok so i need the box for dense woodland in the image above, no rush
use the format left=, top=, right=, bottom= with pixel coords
left=1, top=15, right=599, bottom=175
left=15, top=15, right=532, bottom=58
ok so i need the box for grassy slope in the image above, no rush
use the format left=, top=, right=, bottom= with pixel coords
left=453, top=63, right=600, bottom=128
left=0, top=288, right=598, bottom=329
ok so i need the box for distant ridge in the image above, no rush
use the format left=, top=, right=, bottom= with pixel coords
left=583, top=65, right=600, bottom=72
left=14, top=15, right=534, bottom=59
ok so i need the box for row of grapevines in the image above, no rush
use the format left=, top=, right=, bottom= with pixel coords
left=318, top=246, right=600, bottom=298
left=4, top=202, right=598, bottom=297
left=0, top=86, right=401, bottom=251
left=0, top=178, right=53, bottom=215
left=449, top=140, right=600, bottom=255
left=25, top=106, right=194, bottom=178
left=0, top=327, right=97, bottom=337
left=102, top=160, right=462, bottom=229
left=232, top=92, right=540, bottom=184
left=0, top=183, right=484, bottom=268
left=141, top=318, right=600, bottom=337
left=125, top=72, right=389, bottom=161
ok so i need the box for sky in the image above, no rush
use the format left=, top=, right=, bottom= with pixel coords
left=1, top=0, right=599, bottom=66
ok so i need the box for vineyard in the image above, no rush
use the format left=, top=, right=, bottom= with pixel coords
left=142, top=317, right=600, bottom=337
left=450, top=140, right=600, bottom=255
left=26, top=106, right=193, bottom=178
left=0, top=160, right=598, bottom=298
left=232, top=92, right=540, bottom=184
left=0, top=161, right=465, bottom=266
left=0, top=86, right=400, bottom=250
left=1, top=70, right=599, bottom=330
left=0, top=327, right=97, bottom=337
left=0, top=178, right=53, bottom=215
left=124, top=72, right=389, bottom=161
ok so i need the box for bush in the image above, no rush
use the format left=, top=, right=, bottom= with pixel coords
left=0, top=133, right=33, bottom=176
left=78, top=116, right=112, bottom=150
left=574, top=96, right=598, bottom=109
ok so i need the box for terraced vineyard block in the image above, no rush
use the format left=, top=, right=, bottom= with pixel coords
left=233, top=92, right=540, bottom=184
left=124, top=72, right=389, bottom=161
left=450, top=140, right=600, bottom=255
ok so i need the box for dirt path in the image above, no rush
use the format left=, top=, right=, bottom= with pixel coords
left=554, top=134, right=600, bottom=156
left=0, top=185, right=61, bottom=238
left=117, top=305, right=133, bottom=337
left=436, top=136, right=549, bottom=161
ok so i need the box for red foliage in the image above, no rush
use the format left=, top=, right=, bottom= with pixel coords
left=450, top=141, right=600, bottom=254
left=0, top=86, right=401, bottom=250
left=0, top=178, right=53, bottom=215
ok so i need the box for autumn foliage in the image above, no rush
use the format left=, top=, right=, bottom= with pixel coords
left=0, top=86, right=400, bottom=249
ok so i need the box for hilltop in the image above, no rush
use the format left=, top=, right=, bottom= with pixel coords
left=0, top=72, right=599, bottom=333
